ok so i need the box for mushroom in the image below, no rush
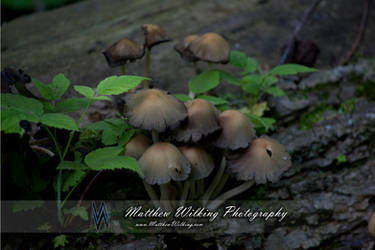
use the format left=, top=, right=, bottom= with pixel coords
left=187, top=32, right=230, bottom=65
left=202, top=110, right=256, bottom=204
left=207, top=136, right=291, bottom=210
left=103, top=38, right=144, bottom=75
left=178, top=146, right=215, bottom=203
left=124, top=134, right=152, bottom=159
left=174, top=35, right=201, bottom=75
left=139, top=142, right=191, bottom=209
left=125, top=88, right=187, bottom=141
left=369, top=211, right=375, bottom=238
left=141, top=24, right=171, bottom=88
left=174, top=98, right=221, bottom=143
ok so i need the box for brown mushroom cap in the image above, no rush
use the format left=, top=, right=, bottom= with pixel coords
left=369, top=212, right=375, bottom=237
left=103, top=38, right=144, bottom=67
left=227, top=136, right=292, bottom=184
left=124, top=134, right=152, bottom=159
left=174, top=99, right=221, bottom=142
left=142, top=24, right=171, bottom=49
left=139, top=142, right=191, bottom=185
left=125, top=89, right=187, bottom=132
left=214, top=110, right=256, bottom=150
left=174, top=35, right=200, bottom=62
left=178, top=146, right=215, bottom=180
left=187, top=32, right=230, bottom=63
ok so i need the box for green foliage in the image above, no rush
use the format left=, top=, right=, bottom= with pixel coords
left=54, top=98, right=91, bottom=113
left=197, top=95, right=227, bottom=105
left=96, top=75, right=148, bottom=95
left=118, top=129, right=137, bottom=147
left=229, top=50, right=257, bottom=74
left=57, top=161, right=87, bottom=170
left=174, top=94, right=192, bottom=102
left=270, top=64, right=317, bottom=76
left=336, top=155, right=347, bottom=164
left=63, top=206, right=88, bottom=221
left=246, top=113, right=276, bottom=133
left=339, top=98, right=357, bottom=113
left=188, top=70, right=220, bottom=94
left=84, top=147, right=143, bottom=176
left=13, top=200, right=44, bottom=213
left=218, top=70, right=243, bottom=86
left=40, top=113, right=78, bottom=131
left=74, top=85, right=95, bottom=98
left=62, top=170, right=86, bottom=192
left=53, top=234, right=69, bottom=248
left=84, top=118, right=129, bottom=146
left=33, top=73, right=70, bottom=100
left=299, top=105, right=333, bottom=130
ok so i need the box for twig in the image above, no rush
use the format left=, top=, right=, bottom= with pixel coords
left=338, top=0, right=370, bottom=65
left=279, top=0, right=323, bottom=65
left=30, top=145, right=55, bottom=157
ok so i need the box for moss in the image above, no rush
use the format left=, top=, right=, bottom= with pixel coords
left=355, top=79, right=375, bottom=100
left=339, top=98, right=357, bottom=113
left=299, top=104, right=334, bottom=130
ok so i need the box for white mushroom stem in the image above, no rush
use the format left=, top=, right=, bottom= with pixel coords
left=144, top=48, right=151, bottom=88
left=197, top=179, right=204, bottom=197
left=143, top=181, right=160, bottom=208
left=151, top=129, right=159, bottom=143
left=189, top=181, right=196, bottom=200
left=179, top=180, right=191, bottom=206
left=188, top=90, right=195, bottom=99
left=202, top=156, right=226, bottom=205
left=207, top=181, right=255, bottom=211
left=211, top=173, right=229, bottom=199
left=160, top=184, right=171, bottom=211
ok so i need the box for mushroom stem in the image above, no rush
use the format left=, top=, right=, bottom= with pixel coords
left=202, top=156, right=226, bottom=205
left=188, top=180, right=196, bottom=200
left=193, top=61, right=201, bottom=75
left=144, top=48, right=151, bottom=88
left=176, top=181, right=183, bottom=193
left=197, top=179, right=204, bottom=197
left=143, top=181, right=160, bottom=207
left=151, top=129, right=159, bottom=143
left=120, top=65, right=126, bottom=75
left=207, top=181, right=255, bottom=211
left=188, top=90, right=195, bottom=99
left=160, top=183, right=171, bottom=211
left=211, top=173, right=229, bottom=199
left=179, top=180, right=191, bottom=206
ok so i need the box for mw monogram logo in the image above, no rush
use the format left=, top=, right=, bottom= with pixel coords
left=91, top=201, right=110, bottom=230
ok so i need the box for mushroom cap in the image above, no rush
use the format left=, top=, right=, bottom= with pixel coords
left=103, top=38, right=144, bottom=67
left=214, top=110, right=256, bottom=150
left=369, top=212, right=375, bottom=237
left=178, top=146, right=215, bottom=180
left=174, top=99, right=221, bottom=142
left=142, top=24, right=171, bottom=49
left=124, top=134, right=152, bottom=159
left=227, top=136, right=292, bottom=184
left=125, top=89, right=187, bottom=132
left=174, top=35, right=200, bottom=62
left=139, top=142, right=191, bottom=185
left=187, top=32, right=230, bottom=63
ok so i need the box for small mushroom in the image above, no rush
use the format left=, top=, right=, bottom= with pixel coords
left=228, top=136, right=292, bottom=184
left=174, top=99, right=221, bottom=143
left=207, top=136, right=291, bottom=210
left=124, top=134, right=152, bottom=159
left=187, top=32, right=230, bottom=64
left=369, top=212, right=375, bottom=238
left=174, top=35, right=200, bottom=63
left=141, top=24, right=171, bottom=88
left=214, top=110, right=256, bottom=150
left=103, top=38, right=144, bottom=74
left=125, top=89, right=187, bottom=137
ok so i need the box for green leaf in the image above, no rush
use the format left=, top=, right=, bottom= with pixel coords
left=174, top=94, right=192, bottom=102
left=53, top=235, right=69, bottom=248
left=229, top=50, right=247, bottom=68
left=74, top=85, right=94, bottom=98
left=54, top=98, right=91, bottom=113
left=197, top=95, right=227, bottom=105
left=240, top=58, right=257, bottom=75
left=265, top=87, right=286, bottom=97
left=50, top=73, right=70, bottom=99
left=270, top=64, right=318, bottom=76
left=13, top=200, right=44, bottom=213
left=96, top=75, right=148, bottom=95
left=246, top=113, right=275, bottom=132
left=336, top=155, right=347, bottom=164
left=188, top=70, right=220, bottom=94
left=85, top=147, right=143, bottom=176
left=119, top=129, right=136, bottom=147
left=92, top=96, right=111, bottom=101
left=63, top=206, right=88, bottom=221
left=57, top=161, right=87, bottom=170
left=62, top=170, right=86, bottom=192
left=40, top=113, right=78, bottom=131
left=241, top=75, right=263, bottom=94
left=262, top=75, right=279, bottom=87
left=85, top=118, right=127, bottom=145
left=33, top=79, right=54, bottom=100
left=218, top=70, right=243, bottom=86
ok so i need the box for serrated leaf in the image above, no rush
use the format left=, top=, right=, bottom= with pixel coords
left=85, top=147, right=143, bottom=175
left=229, top=50, right=247, bottom=68
left=270, top=64, right=318, bottom=76
left=54, top=98, right=91, bottom=113
left=50, top=73, right=70, bottom=99
left=197, top=95, right=227, bottom=105
left=102, top=128, right=122, bottom=146
left=96, top=75, right=148, bottom=95
left=33, top=79, right=54, bottom=100
left=1, top=111, right=25, bottom=135
left=174, top=94, right=192, bottom=102
left=62, top=170, right=86, bottom=192
left=218, top=70, right=243, bottom=86
left=53, top=235, right=69, bottom=248
left=74, top=85, right=94, bottom=98
left=240, top=58, right=257, bottom=75
left=57, top=161, right=87, bottom=170
left=63, top=206, right=88, bottom=221
left=40, top=113, right=78, bottom=131
left=188, top=70, right=220, bottom=94
left=13, top=200, right=44, bottom=213
left=265, top=87, right=286, bottom=97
